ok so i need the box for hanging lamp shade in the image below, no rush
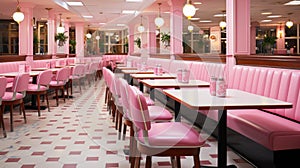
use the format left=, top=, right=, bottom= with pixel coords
left=138, top=15, right=145, bottom=33
left=188, top=25, right=194, bottom=32
left=286, top=20, right=293, bottom=28
left=13, top=0, right=24, bottom=24
left=155, top=3, right=164, bottom=28
left=219, top=20, right=227, bottom=29
left=86, top=25, right=92, bottom=38
left=96, top=35, right=100, bottom=40
left=57, top=14, right=65, bottom=33
left=183, top=0, right=196, bottom=20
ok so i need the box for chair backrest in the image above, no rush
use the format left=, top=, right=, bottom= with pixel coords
left=37, top=70, right=53, bottom=86
left=56, top=67, right=70, bottom=83
left=12, top=73, right=30, bottom=93
left=128, top=85, right=151, bottom=131
left=119, top=78, right=130, bottom=112
left=72, top=64, right=85, bottom=77
left=0, top=77, right=7, bottom=104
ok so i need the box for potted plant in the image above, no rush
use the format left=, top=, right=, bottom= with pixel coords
left=134, top=37, right=141, bottom=49
left=69, top=39, right=76, bottom=53
left=55, top=31, right=68, bottom=47
left=262, top=35, right=277, bottom=54
left=160, top=32, right=170, bottom=47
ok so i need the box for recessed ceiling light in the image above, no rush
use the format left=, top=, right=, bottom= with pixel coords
left=117, top=24, right=126, bottom=26
left=199, top=20, right=212, bottom=23
left=164, top=11, right=171, bottom=14
left=66, top=2, right=84, bottom=6
left=261, top=12, right=272, bottom=15
left=194, top=2, right=202, bottom=5
left=83, top=15, right=93, bottom=18
left=99, top=22, right=106, bottom=25
left=190, top=18, right=200, bottom=20
left=126, top=0, right=143, bottom=2
left=261, top=19, right=272, bottom=22
left=122, top=10, right=136, bottom=14
left=214, top=13, right=226, bottom=17
left=267, top=15, right=282, bottom=18
left=284, top=1, right=300, bottom=5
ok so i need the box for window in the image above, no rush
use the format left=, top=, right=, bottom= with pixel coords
left=0, top=20, right=19, bottom=55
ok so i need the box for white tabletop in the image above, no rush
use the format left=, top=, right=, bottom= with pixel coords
left=141, top=79, right=209, bottom=88
left=122, top=69, right=154, bottom=74
left=117, top=66, right=137, bottom=70
left=131, top=73, right=177, bottom=80
left=0, top=71, right=41, bottom=77
left=163, top=88, right=292, bottom=110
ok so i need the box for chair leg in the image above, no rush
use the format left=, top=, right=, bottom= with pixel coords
left=62, top=88, right=66, bottom=102
left=145, top=156, right=152, bottom=168
left=37, top=94, right=41, bottom=117
left=115, top=109, right=119, bottom=130
left=118, top=112, right=123, bottom=140
left=176, top=156, right=181, bottom=168
left=45, top=93, right=50, bottom=112
left=55, top=89, right=59, bottom=106
left=193, top=152, right=200, bottom=168
left=122, top=124, right=127, bottom=140
left=21, top=102, right=26, bottom=123
left=0, top=106, right=6, bottom=138
left=70, top=80, right=73, bottom=95
left=10, top=104, right=13, bottom=132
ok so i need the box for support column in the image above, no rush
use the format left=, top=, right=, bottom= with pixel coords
left=147, top=15, right=157, bottom=54
left=226, top=0, right=250, bottom=81
left=75, top=23, right=84, bottom=57
left=128, top=24, right=135, bottom=55
left=250, top=22, right=259, bottom=54
left=47, top=8, right=56, bottom=55
left=276, top=24, right=285, bottom=50
left=169, top=0, right=185, bottom=54
left=19, top=3, right=35, bottom=55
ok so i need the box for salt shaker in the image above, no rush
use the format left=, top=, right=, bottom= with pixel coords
left=216, top=78, right=226, bottom=97
left=182, top=69, right=190, bottom=83
left=210, top=76, right=217, bottom=96
left=157, top=64, right=162, bottom=76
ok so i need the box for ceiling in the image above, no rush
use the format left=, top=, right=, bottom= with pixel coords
left=0, top=0, right=299, bottom=30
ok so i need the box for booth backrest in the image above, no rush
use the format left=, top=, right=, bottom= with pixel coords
left=229, top=65, right=300, bottom=122
left=169, top=60, right=192, bottom=73
left=190, top=62, right=225, bottom=82
left=0, top=61, right=25, bottom=73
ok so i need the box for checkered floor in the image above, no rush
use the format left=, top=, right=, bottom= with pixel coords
left=0, top=79, right=254, bottom=168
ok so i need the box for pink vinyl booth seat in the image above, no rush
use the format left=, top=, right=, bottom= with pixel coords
left=128, top=85, right=205, bottom=168
left=0, top=77, right=7, bottom=137
left=192, top=65, right=300, bottom=168
left=0, top=61, right=27, bottom=83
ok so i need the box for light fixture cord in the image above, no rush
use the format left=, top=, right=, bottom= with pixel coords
left=140, top=15, right=143, bottom=26
left=158, top=3, right=161, bottom=17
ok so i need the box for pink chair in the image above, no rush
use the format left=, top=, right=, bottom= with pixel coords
left=2, top=73, right=30, bottom=132
left=129, top=87, right=206, bottom=168
left=69, top=64, right=85, bottom=95
left=49, top=67, right=70, bottom=106
left=27, top=70, right=53, bottom=116
left=0, top=77, right=7, bottom=137
left=122, top=84, right=173, bottom=165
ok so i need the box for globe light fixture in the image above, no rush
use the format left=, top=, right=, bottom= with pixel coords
left=138, top=15, right=145, bottom=33
left=183, top=0, right=196, bottom=20
left=154, top=3, right=164, bottom=28
left=57, top=13, right=65, bottom=33
left=13, top=0, right=24, bottom=24
left=86, top=25, right=92, bottom=39
left=96, top=35, right=100, bottom=40
left=188, top=25, right=194, bottom=32
left=219, top=20, right=227, bottom=29
left=286, top=20, right=293, bottom=29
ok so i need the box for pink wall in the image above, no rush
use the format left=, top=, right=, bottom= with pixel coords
left=128, top=24, right=135, bottom=55
left=47, top=9, right=56, bottom=54
left=147, top=15, right=157, bottom=54
left=276, top=25, right=285, bottom=49
left=75, top=23, right=84, bottom=57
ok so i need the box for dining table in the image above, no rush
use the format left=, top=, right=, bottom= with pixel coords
left=130, top=73, right=177, bottom=91
left=163, top=88, right=292, bottom=168
left=140, top=79, right=209, bottom=100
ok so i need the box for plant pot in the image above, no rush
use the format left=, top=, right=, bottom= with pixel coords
left=58, top=40, right=64, bottom=47
left=163, top=41, right=170, bottom=47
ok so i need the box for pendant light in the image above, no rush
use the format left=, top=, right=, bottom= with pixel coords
left=183, top=0, right=196, bottom=20
left=154, top=3, right=164, bottom=28
left=188, top=21, right=193, bottom=32
left=286, top=13, right=293, bottom=29
left=219, top=10, right=226, bottom=30
left=138, top=15, right=145, bottom=33
left=13, top=0, right=25, bottom=24
left=57, top=13, right=65, bottom=33
left=86, top=25, right=92, bottom=39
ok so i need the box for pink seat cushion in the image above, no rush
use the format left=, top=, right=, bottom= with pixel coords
left=27, top=84, right=48, bottom=91
left=2, top=92, right=23, bottom=101
left=228, top=110, right=300, bottom=151
left=69, top=75, right=80, bottom=80
left=145, top=96, right=155, bottom=106
left=49, top=81, right=65, bottom=86
left=148, top=106, right=173, bottom=121
left=137, top=122, right=205, bottom=147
